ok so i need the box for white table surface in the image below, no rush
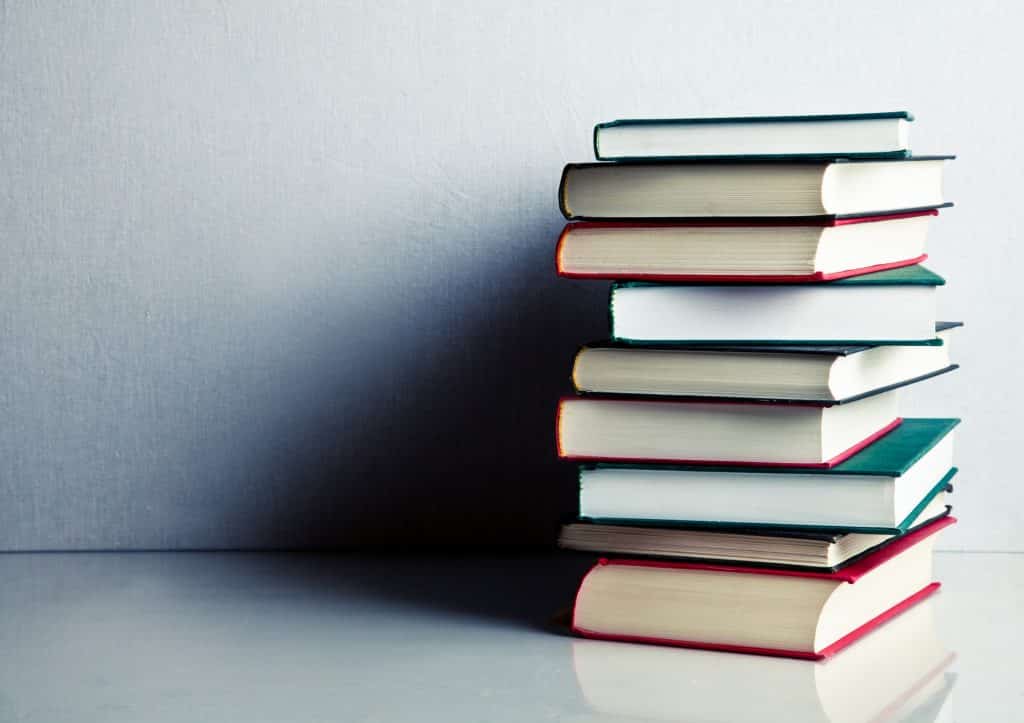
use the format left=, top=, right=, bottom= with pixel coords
left=0, top=551, right=1019, bottom=722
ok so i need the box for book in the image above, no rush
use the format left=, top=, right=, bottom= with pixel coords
left=571, top=596, right=955, bottom=722
left=570, top=515, right=954, bottom=660
left=572, top=322, right=960, bottom=402
left=574, top=418, right=958, bottom=533
left=593, top=111, right=914, bottom=161
left=556, top=389, right=901, bottom=467
left=555, top=210, right=935, bottom=282
left=559, top=157, right=951, bottom=221
left=559, top=502, right=951, bottom=571
left=609, top=264, right=944, bottom=344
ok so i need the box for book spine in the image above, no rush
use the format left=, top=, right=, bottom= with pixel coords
left=558, top=165, right=574, bottom=219
left=554, top=398, right=566, bottom=458
left=554, top=225, right=571, bottom=277
left=569, top=346, right=585, bottom=394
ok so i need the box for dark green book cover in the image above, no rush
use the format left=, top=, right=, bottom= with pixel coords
left=584, top=321, right=962, bottom=356
left=586, top=418, right=960, bottom=477
left=581, top=469, right=957, bottom=535
left=612, top=264, right=945, bottom=289
left=580, top=419, right=960, bottom=534
left=594, top=111, right=915, bottom=161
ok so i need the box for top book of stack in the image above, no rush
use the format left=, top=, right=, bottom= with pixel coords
left=561, top=111, right=953, bottom=223
left=593, top=111, right=915, bottom=161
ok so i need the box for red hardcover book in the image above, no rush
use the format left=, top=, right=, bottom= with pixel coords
left=572, top=595, right=956, bottom=723
left=571, top=516, right=954, bottom=660
left=555, top=394, right=902, bottom=468
left=556, top=209, right=937, bottom=282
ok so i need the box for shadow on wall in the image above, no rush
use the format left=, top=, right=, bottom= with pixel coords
left=228, top=215, right=608, bottom=548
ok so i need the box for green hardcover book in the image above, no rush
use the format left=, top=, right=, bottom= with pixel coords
left=609, top=265, right=948, bottom=345
left=559, top=155, right=953, bottom=221
left=577, top=418, right=959, bottom=535
left=593, top=111, right=915, bottom=161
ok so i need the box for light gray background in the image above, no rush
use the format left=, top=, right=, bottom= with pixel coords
left=0, top=0, right=1017, bottom=551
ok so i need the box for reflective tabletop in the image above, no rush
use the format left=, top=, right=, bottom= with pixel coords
left=0, top=551, right=1019, bottom=721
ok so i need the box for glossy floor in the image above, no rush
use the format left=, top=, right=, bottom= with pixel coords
left=0, top=551, right=1019, bottom=721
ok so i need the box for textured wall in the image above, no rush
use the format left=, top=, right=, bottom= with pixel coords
left=0, top=0, right=1017, bottom=550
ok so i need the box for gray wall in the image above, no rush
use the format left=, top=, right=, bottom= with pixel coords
left=1, top=0, right=1018, bottom=551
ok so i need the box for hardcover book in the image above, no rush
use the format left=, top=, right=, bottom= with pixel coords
left=572, top=595, right=955, bottom=722
left=572, top=322, right=960, bottom=402
left=609, top=265, right=945, bottom=344
left=556, top=389, right=902, bottom=467
left=555, top=210, right=936, bottom=282
left=570, top=516, right=954, bottom=660
left=560, top=503, right=951, bottom=571
left=593, top=111, right=915, bottom=161
left=559, top=156, right=952, bottom=221
left=573, top=417, right=959, bottom=534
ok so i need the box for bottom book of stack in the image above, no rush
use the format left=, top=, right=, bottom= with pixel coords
left=569, top=516, right=953, bottom=660
left=572, top=594, right=955, bottom=723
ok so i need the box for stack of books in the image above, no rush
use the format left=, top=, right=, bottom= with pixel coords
left=556, top=111, right=960, bottom=660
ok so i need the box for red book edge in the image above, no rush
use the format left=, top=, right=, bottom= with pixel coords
left=556, top=255, right=927, bottom=283
left=555, top=209, right=938, bottom=282
left=555, top=396, right=902, bottom=468
left=571, top=582, right=941, bottom=660
left=593, top=516, right=955, bottom=583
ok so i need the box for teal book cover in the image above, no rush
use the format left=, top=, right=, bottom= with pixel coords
left=585, top=418, right=960, bottom=477
left=579, top=419, right=960, bottom=534
left=612, top=264, right=945, bottom=288
left=585, top=321, right=962, bottom=355
left=594, top=111, right=915, bottom=161
left=581, top=468, right=957, bottom=535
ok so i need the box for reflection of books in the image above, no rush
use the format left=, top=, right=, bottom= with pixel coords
left=898, top=673, right=955, bottom=723
left=571, top=597, right=954, bottom=723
